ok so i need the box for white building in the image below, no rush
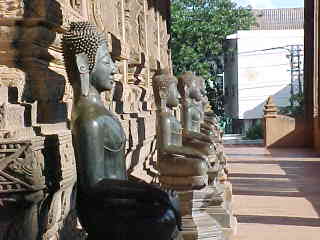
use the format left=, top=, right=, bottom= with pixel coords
left=224, top=8, right=304, bottom=134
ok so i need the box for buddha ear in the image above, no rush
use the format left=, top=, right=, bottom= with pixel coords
left=184, top=85, right=189, bottom=98
left=75, top=53, right=90, bottom=96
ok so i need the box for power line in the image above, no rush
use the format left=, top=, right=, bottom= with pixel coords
left=238, top=44, right=303, bottom=55
left=239, top=63, right=290, bottom=69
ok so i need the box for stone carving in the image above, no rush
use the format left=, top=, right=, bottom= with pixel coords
left=138, top=11, right=145, bottom=49
left=0, top=0, right=23, bottom=18
left=159, top=15, right=170, bottom=69
left=195, top=76, right=223, bottom=182
left=177, top=72, right=214, bottom=160
left=0, top=1, right=204, bottom=239
left=125, top=0, right=144, bottom=64
left=195, top=77, right=237, bottom=240
left=114, top=84, right=143, bottom=113
left=116, top=0, right=123, bottom=38
left=41, top=132, right=79, bottom=240
left=146, top=0, right=160, bottom=76
left=0, top=84, right=79, bottom=240
left=0, top=140, right=45, bottom=193
left=153, top=71, right=226, bottom=240
left=69, top=0, right=82, bottom=14
left=62, top=22, right=181, bottom=240
left=0, top=103, right=24, bottom=131
left=153, top=69, right=209, bottom=190
left=0, top=138, right=46, bottom=240
left=0, top=125, right=79, bottom=240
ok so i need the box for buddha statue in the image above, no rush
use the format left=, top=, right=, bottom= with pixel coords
left=153, top=70, right=209, bottom=190
left=196, top=76, right=228, bottom=182
left=62, top=22, right=181, bottom=240
left=196, top=76, right=221, bottom=143
left=177, top=72, right=214, bottom=158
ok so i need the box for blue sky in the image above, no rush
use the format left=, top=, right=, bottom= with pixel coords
left=232, top=0, right=304, bottom=9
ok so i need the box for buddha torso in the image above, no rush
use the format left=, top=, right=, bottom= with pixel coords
left=169, top=114, right=183, bottom=146
left=102, top=111, right=127, bottom=179
left=187, top=102, right=201, bottom=133
left=72, top=99, right=127, bottom=193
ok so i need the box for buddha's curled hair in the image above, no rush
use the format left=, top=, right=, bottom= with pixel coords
left=62, top=22, right=106, bottom=84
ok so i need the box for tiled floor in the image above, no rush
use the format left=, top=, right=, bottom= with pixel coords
left=225, top=147, right=320, bottom=240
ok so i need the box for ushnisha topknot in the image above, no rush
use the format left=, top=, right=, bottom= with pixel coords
left=62, top=22, right=107, bottom=83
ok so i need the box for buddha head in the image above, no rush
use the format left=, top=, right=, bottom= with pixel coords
left=62, top=22, right=117, bottom=96
left=197, top=76, right=209, bottom=107
left=153, top=69, right=181, bottom=109
left=177, top=72, right=201, bottom=102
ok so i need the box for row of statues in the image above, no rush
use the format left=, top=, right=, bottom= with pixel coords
left=154, top=70, right=227, bottom=190
left=62, top=22, right=227, bottom=240
left=63, top=22, right=181, bottom=240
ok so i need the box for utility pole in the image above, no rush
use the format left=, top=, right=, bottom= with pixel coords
left=288, top=44, right=304, bottom=107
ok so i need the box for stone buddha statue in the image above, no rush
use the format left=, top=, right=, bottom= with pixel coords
left=177, top=72, right=214, bottom=158
left=62, top=22, right=181, bottom=240
left=153, top=69, right=209, bottom=190
left=196, top=76, right=228, bottom=182
left=196, top=76, right=221, bottom=143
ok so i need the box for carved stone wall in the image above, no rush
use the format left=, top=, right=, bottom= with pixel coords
left=0, top=0, right=171, bottom=238
left=0, top=0, right=171, bottom=182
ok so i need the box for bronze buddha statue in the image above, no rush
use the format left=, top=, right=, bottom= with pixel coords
left=196, top=76, right=219, bottom=141
left=153, top=70, right=209, bottom=190
left=177, top=72, right=214, bottom=158
left=196, top=76, right=228, bottom=182
left=62, top=22, right=180, bottom=240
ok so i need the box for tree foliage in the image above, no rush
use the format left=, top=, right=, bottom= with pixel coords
left=278, top=92, right=304, bottom=117
left=171, top=0, right=255, bottom=116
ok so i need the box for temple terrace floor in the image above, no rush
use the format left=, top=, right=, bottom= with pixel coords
left=226, top=147, right=320, bottom=240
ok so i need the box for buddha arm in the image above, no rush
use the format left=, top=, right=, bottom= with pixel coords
left=182, top=107, right=214, bottom=143
left=183, top=130, right=214, bottom=143
left=75, top=118, right=106, bottom=192
left=160, top=114, right=208, bottom=161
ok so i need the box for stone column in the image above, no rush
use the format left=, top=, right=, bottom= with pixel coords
left=263, top=96, right=278, bottom=147
left=304, top=0, right=320, bottom=150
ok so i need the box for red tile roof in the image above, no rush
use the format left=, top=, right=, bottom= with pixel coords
left=251, top=8, right=304, bottom=30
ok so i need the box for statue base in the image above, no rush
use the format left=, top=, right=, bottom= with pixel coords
left=205, top=181, right=237, bottom=240
left=177, top=185, right=225, bottom=240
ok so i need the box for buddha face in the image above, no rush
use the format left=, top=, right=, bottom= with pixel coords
left=188, top=79, right=202, bottom=102
left=90, top=44, right=117, bottom=92
left=167, top=79, right=181, bottom=108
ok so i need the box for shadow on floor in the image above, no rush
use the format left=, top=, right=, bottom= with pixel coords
left=236, top=215, right=320, bottom=227
left=228, top=147, right=320, bottom=226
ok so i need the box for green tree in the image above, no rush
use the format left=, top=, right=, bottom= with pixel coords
left=171, top=0, right=255, bottom=116
left=278, top=92, right=304, bottom=117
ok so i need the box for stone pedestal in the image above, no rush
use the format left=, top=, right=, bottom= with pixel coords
left=178, top=186, right=225, bottom=240
left=205, top=182, right=237, bottom=240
